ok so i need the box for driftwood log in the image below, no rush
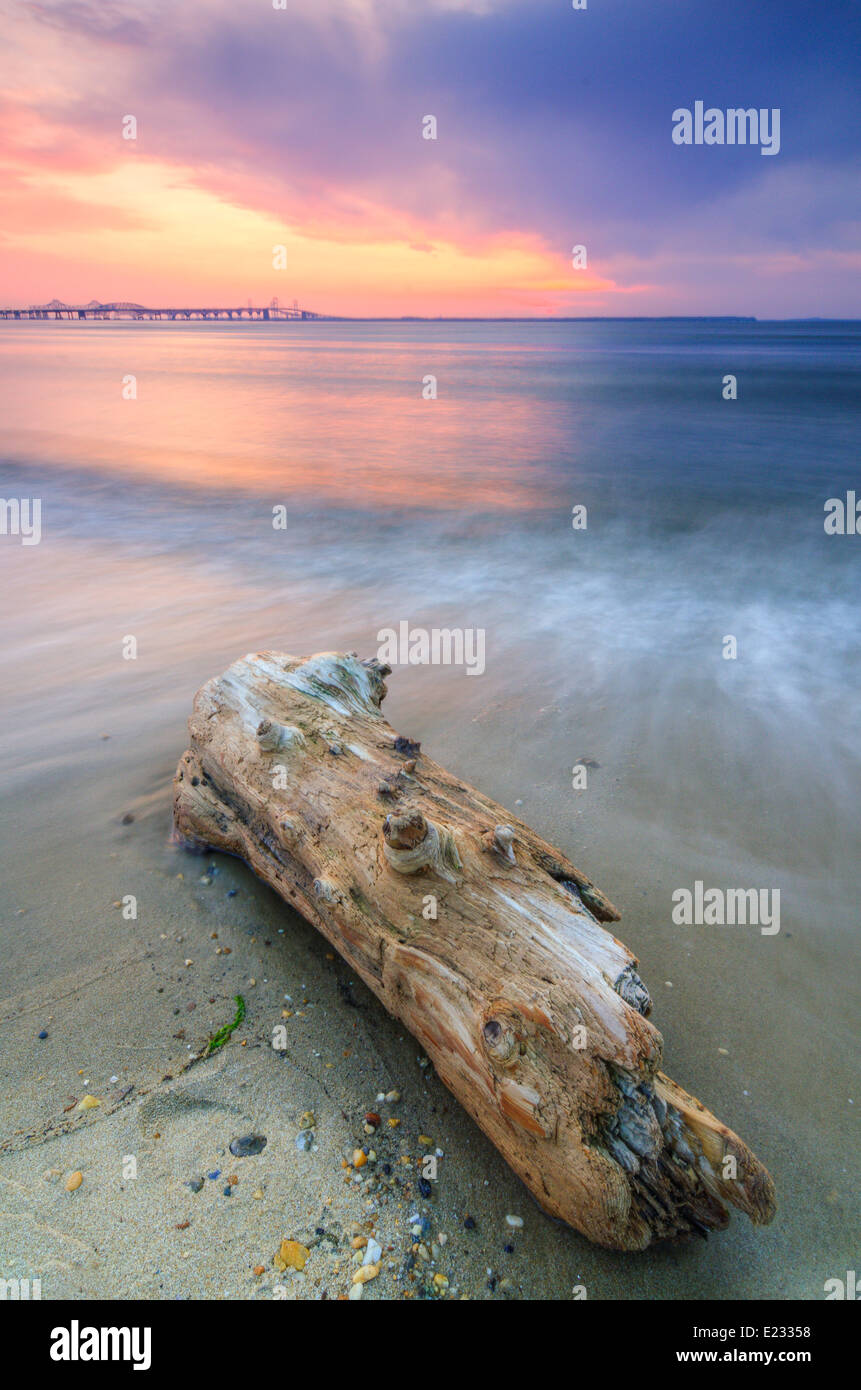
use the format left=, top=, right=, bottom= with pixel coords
left=172, top=650, right=776, bottom=1251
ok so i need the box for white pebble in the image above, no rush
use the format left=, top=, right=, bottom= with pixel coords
left=505, top=1214, right=524, bottom=1228
left=364, top=1237, right=382, bottom=1265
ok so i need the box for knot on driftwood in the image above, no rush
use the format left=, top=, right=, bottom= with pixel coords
left=256, top=719, right=306, bottom=753
left=481, top=1016, right=519, bottom=1065
left=613, top=964, right=652, bottom=1017
left=481, top=824, right=517, bottom=864
left=382, top=810, right=462, bottom=882
left=361, top=656, right=391, bottom=707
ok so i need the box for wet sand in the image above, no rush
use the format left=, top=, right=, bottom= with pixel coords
left=0, top=541, right=857, bottom=1301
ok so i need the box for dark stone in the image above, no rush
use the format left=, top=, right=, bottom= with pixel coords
left=229, top=1134, right=267, bottom=1157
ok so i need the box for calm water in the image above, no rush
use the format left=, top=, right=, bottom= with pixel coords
left=2, top=318, right=860, bottom=888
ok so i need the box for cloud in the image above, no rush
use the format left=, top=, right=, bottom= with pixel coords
left=1, top=0, right=859, bottom=312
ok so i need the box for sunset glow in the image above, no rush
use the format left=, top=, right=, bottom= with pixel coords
left=1, top=0, right=859, bottom=315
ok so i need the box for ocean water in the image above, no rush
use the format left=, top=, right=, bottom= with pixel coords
left=1, top=318, right=859, bottom=1293
left=2, top=318, right=860, bottom=880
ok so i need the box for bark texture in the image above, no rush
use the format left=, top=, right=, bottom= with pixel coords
left=172, top=649, right=776, bottom=1250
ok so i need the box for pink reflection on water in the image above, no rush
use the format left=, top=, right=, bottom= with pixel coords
left=0, top=325, right=575, bottom=510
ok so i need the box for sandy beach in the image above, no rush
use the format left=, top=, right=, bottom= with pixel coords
left=0, top=557, right=856, bottom=1300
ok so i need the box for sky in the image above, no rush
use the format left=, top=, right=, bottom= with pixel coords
left=1, top=0, right=860, bottom=317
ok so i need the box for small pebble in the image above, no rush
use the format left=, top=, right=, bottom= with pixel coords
left=275, top=1240, right=309, bottom=1272
left=38, top=1030, right=48, bottom=1040
left=65, top=1172, right=83, bottom=1192
left=229, top=1134, right=267, bottom=1157
left=187, top=1176, right=204, bottom=1193
left=505, top=1214, right=523, bottom=1228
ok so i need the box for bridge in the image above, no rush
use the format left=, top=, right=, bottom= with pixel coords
left=0, top=298, right=323, bottom=321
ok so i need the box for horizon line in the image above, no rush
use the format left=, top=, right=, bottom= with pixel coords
left=6, top=313, right=861, bottom=323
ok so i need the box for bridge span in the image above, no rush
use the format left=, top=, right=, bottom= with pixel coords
left=0, top=298, right=323, bottom=321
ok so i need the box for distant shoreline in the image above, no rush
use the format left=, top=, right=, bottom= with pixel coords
left=2, top=313, right=761, bottom=323
left=4, top=313, right=858, bottom=324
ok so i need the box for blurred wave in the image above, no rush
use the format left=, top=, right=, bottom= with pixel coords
left=1, top=318, right=859, bottom=892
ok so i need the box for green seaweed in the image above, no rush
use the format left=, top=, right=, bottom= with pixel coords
left=207, top=994, right=246, bottom=1054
